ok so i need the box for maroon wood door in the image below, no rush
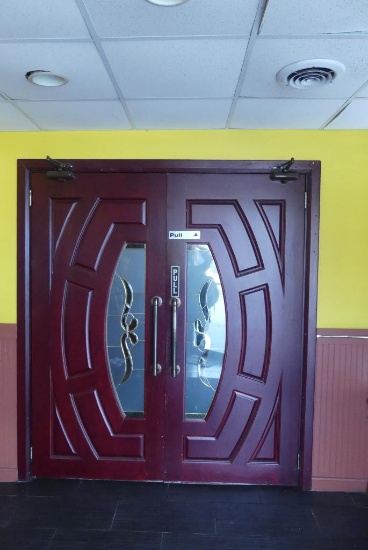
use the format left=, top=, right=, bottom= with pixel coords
left=30, top=169, right=306, bottom=485
left=164, top=174, right=305, bottom=485
left=31, top=172, right=167, bottom=480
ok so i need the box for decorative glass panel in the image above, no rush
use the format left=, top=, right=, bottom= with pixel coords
left=106, top=244, right=146, bottom=418
left=185, top=244, right=226, bottom=420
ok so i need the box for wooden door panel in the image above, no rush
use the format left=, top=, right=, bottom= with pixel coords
left=31, top=173, right=167, bottom=480
left=240, top=284, right=272, bottom=381
left=72, top=199, right=146, bottom=270
left=185, top=391, right=259, bottom=460
left=165, top=173, right=305, bottom=484
left=255, top=200, right=286, bottom=287
left=51, top=205, right=148, bottom=459
left=189, top=200, right=263, bottom=274
left=70, top=391, right=145, bottom=458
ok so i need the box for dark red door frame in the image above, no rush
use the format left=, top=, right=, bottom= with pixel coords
left=17, top=159, right=320, bottom=489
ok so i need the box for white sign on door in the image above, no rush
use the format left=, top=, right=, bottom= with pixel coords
left=171, top=266, right=180, bottom=297
left=168, top=230, right=201, bottom=240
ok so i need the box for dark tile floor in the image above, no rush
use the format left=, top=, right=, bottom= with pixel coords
left=0, top=479, right=367, bottom=549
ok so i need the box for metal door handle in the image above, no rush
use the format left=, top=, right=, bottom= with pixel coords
left=170, top=297, right=181, bottom=377
left=151, top=296, right=162, bottom=376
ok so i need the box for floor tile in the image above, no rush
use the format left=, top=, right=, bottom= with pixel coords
left=271, top=535, right=368, bottom=550
left=162, top=532, right=273, bottom=549
left=167, top=483, right=261, bottom=503
left=112, top=500, right=216, bottom=534
left=0, top=496, right=20, bottom=528
left=0, top=527, right=55, bottom=549
left=0, top=479, right=81, bottom=498
left=8, top=496, right=117, bottom=530
left=259, top=487, right=354, bottom=507
left=0, top=481, right=367, bottom=549
left=350, top=493, right=368, bottom=508
left=21, top=478, right=82, bottom=497
left=49, top=529, right=162, bottom=549
left=312, top=505, right=368, bottom=538
left=75, top=480, right=168, bottom=501
left=0, top=483, right=24, bottom=497
left=215, top=503, right=319, bottom=536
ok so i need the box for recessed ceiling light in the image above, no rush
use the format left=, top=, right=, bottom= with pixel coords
left=276, top=59, right=345, bottom=89
left=145, top=0, right=188, bottom=6
left=25, top=70, right=69, bottom=87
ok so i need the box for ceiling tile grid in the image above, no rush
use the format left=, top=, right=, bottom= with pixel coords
left=126, top=98, right=232, bottom=129
left=0, top=0, right=367, bottom=131
left=101, top=38, right=249, bottom=99
left=231, top=98, right=347, bottom=129
left=0, top=0, right=91, bottom=40
left=0, top=103, right=40, bottom=131
left=16, top=100, right=131, bottom=131
left=259, top=0, right=368, bottom=36
left=325, top=98, right=368, bottom=129
left=239, top=37, right=368, bottom=99
left=82, top=0, right=260, bottom=38
left=0, top=42, right=117, bottom=101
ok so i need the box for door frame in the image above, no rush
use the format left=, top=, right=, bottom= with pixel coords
left=17, top=159, right=320, bottom=489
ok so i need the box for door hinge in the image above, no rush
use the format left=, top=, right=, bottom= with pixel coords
left=304, top=191, right=307, bottom=209
left=297, top=453, right=301, bottom=470
left=30, top=447, right=33, bottom=461
left=29, top=189, right=32, bottom=206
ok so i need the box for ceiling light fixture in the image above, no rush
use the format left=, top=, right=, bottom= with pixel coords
left=25, top=70, right=69, bottom=87
left=276, top=59, right=345, bottom=89
left=145, top=0, right=188, bottom=6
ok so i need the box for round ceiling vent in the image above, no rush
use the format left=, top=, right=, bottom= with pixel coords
left=276, top=59, right=345, bottom=89
left=25, top=70, right=69, bottom=87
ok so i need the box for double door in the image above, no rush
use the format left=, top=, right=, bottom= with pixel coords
left=30, top=169, right=306, bottom=484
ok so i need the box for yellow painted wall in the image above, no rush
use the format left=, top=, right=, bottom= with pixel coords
left=0, top=130, right=367, bottom=328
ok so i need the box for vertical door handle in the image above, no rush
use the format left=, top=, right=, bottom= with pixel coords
left=151, top=296, right=162, bottom=376
left=170, top=298, right=181, bottom=377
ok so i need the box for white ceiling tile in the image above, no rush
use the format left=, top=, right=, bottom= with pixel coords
left=0, top=1, right=367, bottom=132
left=356, top=80, right=368, bottom=97
left=103, top=38, right=248, bottom=98
left=16, top=100, right=131, bottom=130
left=0, top=43, right=117, bottom=100
left=231, top=98, right=345, bottom=129
left=325, top=99, right=368, bottom=129
left=127, top=99, right=231, bottom=129
left=83, top=0, right=259, bottom=38
left=260, top=0, right=368, bottom=35
left=241, top=37, right=368, bottom=99
left=0, top=0, right=90, bottom=39
left=0, top=103, right=40, bottom=131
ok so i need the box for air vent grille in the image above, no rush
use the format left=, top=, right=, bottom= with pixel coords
left=277, top=59, right=345, bottom=89
left=287, top=67, right=335, bottom=88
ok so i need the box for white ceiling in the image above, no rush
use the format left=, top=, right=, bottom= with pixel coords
left=1, top=0, right=368, bottom=131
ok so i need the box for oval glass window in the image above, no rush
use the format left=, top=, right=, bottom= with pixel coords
left=185, top=244, right=226, bottom=420
left=106, top=244, right=146, bottom=418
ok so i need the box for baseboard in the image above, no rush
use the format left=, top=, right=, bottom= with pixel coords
left=312, top=477, right=368, bottom=492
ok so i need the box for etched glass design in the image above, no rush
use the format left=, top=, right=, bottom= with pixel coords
left=185, top=245, right=226, bottom=420
left=106, top=244, right=146, bottom=418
